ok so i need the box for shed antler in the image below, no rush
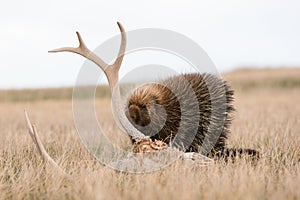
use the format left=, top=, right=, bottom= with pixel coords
left=24, top=22, right=148, bottom=170
left=49, top=22, right=146, bottom=141
left=24, top=110, right=66, bottom=175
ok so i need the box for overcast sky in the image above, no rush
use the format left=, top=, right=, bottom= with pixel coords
left=0, top=0, right=299, bottom=89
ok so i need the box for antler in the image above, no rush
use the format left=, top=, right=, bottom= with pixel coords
left=49, top=22, right=146, bottom=141
left=23, top=23, right=146, bottom=173
left=24, top=110, right=66, bottom=175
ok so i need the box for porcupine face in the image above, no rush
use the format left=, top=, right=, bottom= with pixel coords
left=127, top=104, right=150, bottom=127
left=126, top=84, right=168, bottom=137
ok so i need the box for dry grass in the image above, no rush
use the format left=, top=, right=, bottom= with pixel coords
left=0, top=68, right=299, bottom=200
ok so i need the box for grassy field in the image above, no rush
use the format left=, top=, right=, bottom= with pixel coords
left=0, top=68, right=299, bottom=199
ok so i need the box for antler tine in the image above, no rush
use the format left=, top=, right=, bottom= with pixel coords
left=49, top=31, right=109, bottom=71
left=103, top=21, right=127, bottom=90
left=24, top=110, right=66, bottom=175
left=112, top=22, right=126, bottom=71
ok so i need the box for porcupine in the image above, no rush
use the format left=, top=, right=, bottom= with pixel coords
left=126, top=73, right=259, bottom=160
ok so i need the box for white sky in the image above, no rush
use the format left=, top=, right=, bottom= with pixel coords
left=0, top=0, right=299, bottom=89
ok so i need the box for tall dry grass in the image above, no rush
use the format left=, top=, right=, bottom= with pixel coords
left=0, top=68, right=299, bottom=199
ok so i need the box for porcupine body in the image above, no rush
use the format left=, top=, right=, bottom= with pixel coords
left=126, top=73, right=259, bottom=159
